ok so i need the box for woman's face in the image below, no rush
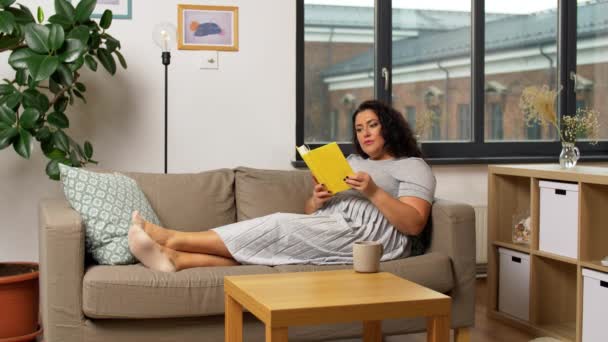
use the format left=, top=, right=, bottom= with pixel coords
left=354, top=109, right=392, bottom=160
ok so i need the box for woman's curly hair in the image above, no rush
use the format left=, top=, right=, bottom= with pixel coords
left=352, top=100, right=422, bottom=159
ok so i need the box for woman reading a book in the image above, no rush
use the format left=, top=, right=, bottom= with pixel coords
left=128, top=100, right=435, bottom=272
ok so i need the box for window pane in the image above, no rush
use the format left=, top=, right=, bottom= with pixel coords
left=484, top=1, right=558, bottom=142
left=304, top=1, right=374, bottom=144
left=576, top=0, right=608, bottom=141
left=392, top=1, right=471, bottom=142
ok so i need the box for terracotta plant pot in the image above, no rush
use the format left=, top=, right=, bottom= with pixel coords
left=0, top=262, right=42, bottom=342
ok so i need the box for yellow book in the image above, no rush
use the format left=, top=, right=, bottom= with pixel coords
left=296, top=142, right=354, bottom=194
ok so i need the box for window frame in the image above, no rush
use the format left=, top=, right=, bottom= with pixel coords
left=294, top=0, right=608, bottom=165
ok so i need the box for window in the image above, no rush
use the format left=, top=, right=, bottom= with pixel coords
left=296, top=0, right=608, bottom=163
left=405, top=106, right=416, bottom=129
left=458, top=104, right=471, bottom=139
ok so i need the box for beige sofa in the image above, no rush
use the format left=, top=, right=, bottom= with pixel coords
left=39, top=167, right=476, bottom=342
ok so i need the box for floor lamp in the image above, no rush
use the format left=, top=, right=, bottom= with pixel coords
left=153, top=23, right=177, bottom=174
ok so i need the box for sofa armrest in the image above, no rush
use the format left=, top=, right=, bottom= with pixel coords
left=427, top=198, right=476, bottom=327
left=39, top=198, right=85, bottom=341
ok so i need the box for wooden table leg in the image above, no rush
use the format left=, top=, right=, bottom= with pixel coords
left=454, top=327, right=471, bottom=342
left=225, top=293, right=243, bottom=342
left=426, top=315, right=450, bottom=342
left=362, top=320, right=382, bottom=342
left=265, top=325, right=288, bottom=342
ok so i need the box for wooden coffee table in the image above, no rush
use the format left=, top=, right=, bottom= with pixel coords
left=223, top=270, right=452, bottom=342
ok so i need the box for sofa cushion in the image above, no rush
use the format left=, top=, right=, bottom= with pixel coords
left=58, top=164, right=161, bottom=265
left=82, top=264, right=277, bottom=319
left=83, top=252, right=453, bottom=319
left=273, top=252, right=454, bottom=294
left=235, top=167, right=314, bottom=221
left=123, top=169, right=236, bottom=232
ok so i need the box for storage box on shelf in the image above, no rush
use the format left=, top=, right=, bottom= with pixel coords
left=539, top=181, right=579, bottom=259
left=582, top=268, right=608, bottom=342
left=487, top=164, right=608, bottom=342
left=498, top=248, right=530, bottom=321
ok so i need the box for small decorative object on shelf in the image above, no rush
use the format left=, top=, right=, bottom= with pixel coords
left=512, top=211, right=531, bottom=245
left=519, top=78, right=600, bottom=169
left=602, top=256, right=608, bottom=267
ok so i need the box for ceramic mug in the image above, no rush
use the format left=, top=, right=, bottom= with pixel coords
left=353, top=241, right=383, bottom=273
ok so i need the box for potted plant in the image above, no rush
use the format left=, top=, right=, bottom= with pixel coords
left=0, top=0, right=126, bottom=339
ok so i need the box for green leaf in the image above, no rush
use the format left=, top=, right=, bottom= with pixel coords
left=4, top=92, right=21, bottom=109
left=54, top=0, right=75, bottom=19
left=54, top=63, right=73, bottom=86
left=35, top=125, right=51, bottom=141
left=45, top=148, right=65, bottom=160
left=49, top=77, right=61, bottom=94
left=21, top=89, right=41, bottom=109
left=106, top=38, right=121, bottom=54
left=73, top=89, right=86, bottom=103
left=0, top=0, right=17, bottom=8
left=8, top=48, right=37, bottom=69
left=90, top=31, right=101, bottom=48
left=0, top=11, right=16, bottom=34
left=13, top=127, right=32, bottom=159
left=0, top=35, right=22, bottom=50
left=46, top=159, right=60, bottom=180
left=24, top=23, right=50, bottom=53
left=0, top=84, right=15, bottom=96
left=47, top=24, right=65, bottom=51
left=5, top=5, right=34, bottom=25
left=48, top=14, right=72, bottom=29
left=100, top=9, right=112, bottom=29
left=67, top=25, right=89, bottom=45
left=84, top=140, right=93, bottom=158
left=37, top=6, right=44, bottom=23
left=15, top=69, right=27, bottom=85
left=58, top=38, right=84, bottom=63
left=48, top=111, right=69, bottom=128
left=74, top=0, right=96, bottom=24
left=114, top=50, right=127, bottom=69
left=0, top=105, right=16, bottom=124
left=84, top=54, right=97, bottom=71
left=69, top=149, right=80, bottom=166
left=53, top=129, right=69, bottom=152
left=53, top=96, right=68, bottom=112
left=97, top=48, right=116, bottom=75
left=74, top=82, right=86, bottom=92
left=20, top=108, right=40, bottom=129
left=25, top=55, right=59, bottom=82
left=0, top=126, right=18, bottom=150
left=68, top=56, right=84, bottom=72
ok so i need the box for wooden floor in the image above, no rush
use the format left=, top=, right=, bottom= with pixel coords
left=337, top=277, right=538, bottom=342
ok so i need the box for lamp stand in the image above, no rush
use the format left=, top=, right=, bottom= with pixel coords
left=162, top=51, right=171, bottom=174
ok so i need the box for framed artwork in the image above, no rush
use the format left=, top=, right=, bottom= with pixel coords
left=71, top=0, right=132, bottom=20
left=177, top=4, right=239, bottom=51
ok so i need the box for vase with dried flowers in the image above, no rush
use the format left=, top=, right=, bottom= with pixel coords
left=519, top=84, right=600, bottom=169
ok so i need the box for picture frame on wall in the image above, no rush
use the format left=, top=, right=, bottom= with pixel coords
left=71, top=0, right=132, bottom=20
left=177, top=4, right=239, bottom=51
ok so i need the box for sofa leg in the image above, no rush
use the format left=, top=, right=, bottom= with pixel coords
left=454, top=327, right=471, bottom=342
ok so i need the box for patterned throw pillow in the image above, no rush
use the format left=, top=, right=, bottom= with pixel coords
left=59, top=164, right=161, bottom=265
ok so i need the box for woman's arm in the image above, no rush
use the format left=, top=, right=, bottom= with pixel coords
left=344, top=172, right=431, bottom=236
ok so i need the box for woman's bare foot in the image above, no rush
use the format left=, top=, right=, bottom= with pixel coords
left=132, top=211, right=178, bottom=247
left=128, top=212, right=177, bottom=272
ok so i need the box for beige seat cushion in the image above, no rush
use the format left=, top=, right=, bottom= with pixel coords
left=234, top=167, right=313, bottom=221
left=123, top=169, right=236, bottom=232
left=82, top=264, right=277, bottom=319
left=82, top=253, right=453, bottom=319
